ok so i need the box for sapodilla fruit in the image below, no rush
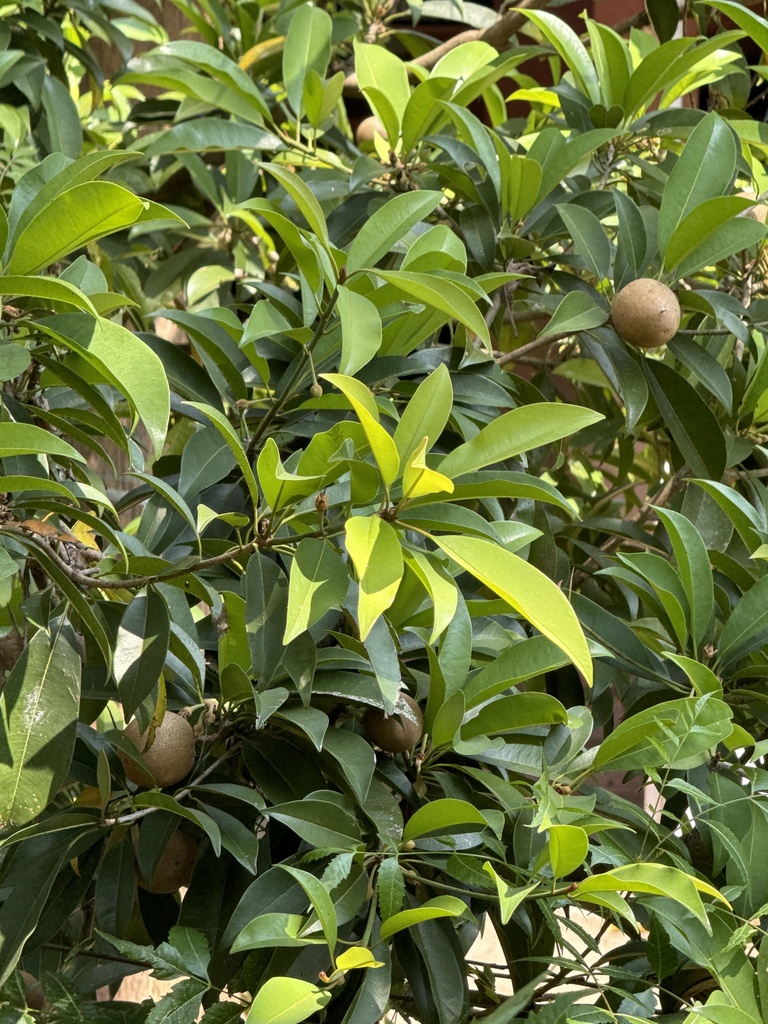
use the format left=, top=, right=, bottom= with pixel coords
left=138, top=829, right=198, bottom=894
left=737, top=189, right=768, bottom=224
left=119, top=712, right=195, bottom=788
left=355, top=115, right=387, bottom=153
left=363, top=693, right=423, bottom=753
left=611, top=279, right=681, bottom=349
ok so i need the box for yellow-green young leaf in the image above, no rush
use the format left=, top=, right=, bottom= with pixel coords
left=321, top=373, right=399, bottom=487
left=403, top=437, right=454, bottom=500
left=439, top=403, right=603, bottom=479
left=246, top=977, right=332, bottom=1024
left=378, top=896, right=467, bottom=941
left=373, top=270, right=490, bottom=349
left=281, top=865, right=337, bottom=961
left=354, top=41, right=411, bottom=123
left=483, top=864, right=536, bottom=925
left=403, top=548, right=458, bottom=644
left=574, top=863, right=730, bottom=926
left=257, top=437, right=324, bottom=512
left=0, top=275, right=98, bottom=316
left=433, top=535, right=593, bottom=686
left=393, top=363, right=453, bottom=463
left=548, top=825, right=589, bottom=879
left=345, top=516, right=403, bottom=640
left=333, top=947, right=385, bottom=973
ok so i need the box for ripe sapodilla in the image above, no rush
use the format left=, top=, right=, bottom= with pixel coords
left=611, top=278, right=681, bottom=349
left=138, top=829, right=197, bottom=894
left=355, top=115, right=387, bottom=153
left=363, top=693, right=423, bottom=753
left=119, top=711, right=195, bottom=788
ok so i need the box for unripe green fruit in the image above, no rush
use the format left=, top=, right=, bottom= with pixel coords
left=310, top=382, right=323, bottom=398
left=611, top=279, right=681, bottom=349
left=119, top=712, right=195, bottom=788
left=363, top=694, right=423, bottom=753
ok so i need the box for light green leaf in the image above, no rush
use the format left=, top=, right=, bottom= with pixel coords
left=246, top=978, right=331, bottom=1024
left=378, top=896, right=467, bottom=940
left=548, top=825, right=589, bottom=879
left=282, top=3, right=332, bottom=117
left=284, top=539, right=349, bottom=644
left=281, top=865, right=337, bottom=959
left=403, top=437, right=454, bottom=500
left=345, top=516, right=403, bottom=640
left=574, top=863, right=729, bottom=925
left=373, top=269, right=490, bottom=348
left=0, top=422, right=85, bottom=463
left=433, top=535, right=593, bottom=686
left=0, top=275, right=98, bottom=316
left=522, top=10, right=600, bottom=103
left=354, top=41, right=411, bottom=123
left=403, top=548, right=458, bottom=644
left=263, top=162, right=329, bottom=247
left=393, top=363, right=453, bottom=463
left=346, top=191, right=443, bottom=274
left=482, top=864, right=536, bottom=925
left=337, top=286, right=382, bottom=375
left=37, top=314, right=170, bottom=459
left=440, top=402, right=601, bottom=486
left=7, top=182, right=148, bottom=275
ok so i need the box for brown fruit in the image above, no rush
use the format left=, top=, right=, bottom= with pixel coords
left=363, top=693, right=423, bottom=753
left=355, top=115, right=387, bottom=153
left=611, top=279, right=681, bottom=349
left=737, top=189, right=768, bottom=223
left=310, top=382, right=323, bottom=398
left=20, top=971, right=48, bottom=1012
left=119, top=712, right=196, bottom=788
left=138, top=829, right=198, bottom=894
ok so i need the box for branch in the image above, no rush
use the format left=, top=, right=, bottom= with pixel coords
left=496, top=328, right=577, bottom=367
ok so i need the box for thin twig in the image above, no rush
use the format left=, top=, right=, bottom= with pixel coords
left=496, top=328, right=577, bottom=367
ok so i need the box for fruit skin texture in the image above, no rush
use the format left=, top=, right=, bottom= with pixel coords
left=119, top=712, right=195, bottom=788
left=611, top=279, right=681, bottom=349
left=355, top=115, right=386, bottom=153
left=737, top=189, right=768, bottom=223
left=363, top=693, right=423, bottom=753
left=138, top=829, right=197, bottom=894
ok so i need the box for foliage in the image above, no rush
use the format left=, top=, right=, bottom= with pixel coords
left=4, top=0, right=768, bottom=1022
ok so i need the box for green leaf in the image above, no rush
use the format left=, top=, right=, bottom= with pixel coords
left=184, top=401, right=260, bottom=511
left=377, top=857, right=406, bottom=920
left=705, top=0, right=768, bottom=55
left=521, top=10, right=600, bottom=103
left=663, top=196, right=756, bottom=272
left=281, top=865, right=337, bottom=959
left=114, top=591, right=171, bottom=720
left=461, top=692, right=568, bottom=740
left=321, top=373, right=399, bottom=487
left=439, top=402, right=602, bottom=478
left=644, top=360, right=727, bottom=480
left=7, top=182, right=149, bottom=275
left=337, top=286, right=382, bottom=375
left=543, top=290, right=608, bottom=336
left=266, top=797, right=362, bottom=850
left=654, top=508, right=713, bottom=650
left=282, top=3, right=332, bottom=117
left=556, top=205, right=611, bottom=282
left=433, top=535, right=593, bottom=686
left=354, top=41, right=411, bottom=124
left=717, top=575, right=768, bottom=668
left=403, top=548, right=458, bottom=644
left=548, top=825, right=589, bottom=879
left=246, top=977, right=331, bottom=1024
left=345, top=516, right=404, bottom=641
left=0, top=625, right=81, bottom=829
left=483, top=864, right=536, bottom=925
left=257, top=437, right=324, bottom=512
left=346, top=192, right=443, bottom=274
left=0, top=275, right=98, bottom=316
left=131, top=792, right=222, bottom=853
left=0, top=422, right=85, bottom=463
left=146, top=978, right=209, bottom=1024
left=263, top=162, right=329, bottom=248
left=658, top=111, right=736, bottom=258
left=284, top=539, right=349, bottom=644
left=593, top=696, right=733, bottom=771
left=574, top=863, right=729, bottom=925
left=403, top=798, right=488, bottom=842
left=37, top=314, right=170, bottom=459
left=393, top=364, right=453, bottom=463
left=373, top=270, right=490, bottom=348
left=378, top=896, right=467, bottom=940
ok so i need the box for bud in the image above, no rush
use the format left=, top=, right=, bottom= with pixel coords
left=315, top=492, right=329, bottom=513
left=310, top=382, right=323, bottom=398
